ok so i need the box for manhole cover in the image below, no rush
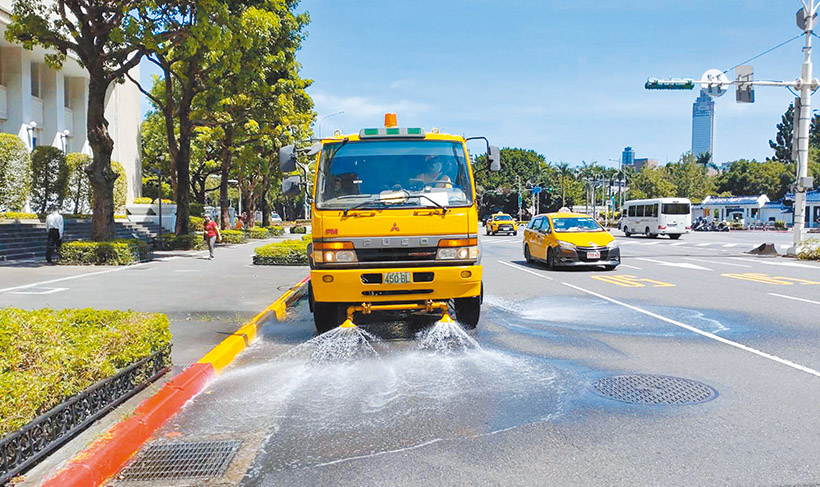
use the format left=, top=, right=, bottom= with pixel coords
left=593, top=374, right=717, bottom=405
left=118, top=440, right=241, bottom=481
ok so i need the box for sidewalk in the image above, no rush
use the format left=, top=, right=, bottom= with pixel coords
left=0, top=238, right=309, bottom=485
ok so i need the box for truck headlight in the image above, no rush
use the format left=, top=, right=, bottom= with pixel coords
left=436, top=246, right=479, bottom=260
left=314, top=249, right=357, bottom=263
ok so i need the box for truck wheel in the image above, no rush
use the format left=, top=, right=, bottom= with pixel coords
left=454, top=296, right=481, bottom=329
left=624, top=226, right=632, bottom=237
left=313, top=302, right=343, bottom=334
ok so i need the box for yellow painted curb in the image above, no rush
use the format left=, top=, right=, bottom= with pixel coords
left=197, top=276, right=310, bottom=375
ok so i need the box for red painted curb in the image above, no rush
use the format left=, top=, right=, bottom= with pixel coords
left=41, top=363, right=214, bottom=487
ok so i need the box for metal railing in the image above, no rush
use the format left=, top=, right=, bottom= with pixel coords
left=0, top=344, right=172, bottom=484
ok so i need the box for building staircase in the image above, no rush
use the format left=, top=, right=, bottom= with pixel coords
left=0, top=220, right=163, bottom=262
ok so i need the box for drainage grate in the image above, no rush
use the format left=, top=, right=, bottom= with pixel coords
left=593, top=374, right=717, bottom=405
left=118, top=440, right=241, bottom=481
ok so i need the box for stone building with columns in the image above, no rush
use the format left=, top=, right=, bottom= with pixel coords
left=0, top=0, right=141, bottom=203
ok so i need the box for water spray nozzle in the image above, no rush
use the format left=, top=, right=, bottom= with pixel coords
left=339, top=318, right=357, bottom=328
left=438, top=312, right=455, bottom=324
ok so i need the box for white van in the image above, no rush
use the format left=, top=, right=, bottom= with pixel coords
left=621, top=198, right=692, bottom=239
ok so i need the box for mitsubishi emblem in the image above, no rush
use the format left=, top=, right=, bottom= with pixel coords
left=390, top=222, right=400, bottom=232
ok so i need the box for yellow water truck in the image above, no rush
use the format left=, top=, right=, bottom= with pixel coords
left=280, top=114, right=500, bottom=333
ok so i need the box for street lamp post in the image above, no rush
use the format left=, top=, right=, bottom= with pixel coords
left=317, top=111, right=344, bottom=139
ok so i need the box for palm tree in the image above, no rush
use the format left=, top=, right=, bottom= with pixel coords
left=556, top=162, right=574, bottom=207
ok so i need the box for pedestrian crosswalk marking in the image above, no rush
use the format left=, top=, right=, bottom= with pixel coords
left=591, top=274, right=675, bottom=288
left=721, top=273, right=820, bottom=286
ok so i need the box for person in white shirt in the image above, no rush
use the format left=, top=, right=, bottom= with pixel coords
left=45, top=207, right=64, bottom=263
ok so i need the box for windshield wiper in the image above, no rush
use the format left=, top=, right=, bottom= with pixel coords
left=405, top=193, right=448, bottom=214
left=343, top=200, right=388, bottom=216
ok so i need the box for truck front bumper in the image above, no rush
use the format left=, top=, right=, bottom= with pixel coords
left=311, top=265, right=483, bottom=303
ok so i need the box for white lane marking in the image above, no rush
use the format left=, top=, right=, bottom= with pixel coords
left=9, top=287, right=68, bottom=295
left=619, top=264, right=643, bottom=270
left=696, top=243, right=712, bottom=247
left=154, top=256, right=182, bottom=262
left=723, top=244, right=739, bottom=248
left=173, top=269, right=198, bottom=273
left=683, top=257, right=751, bottom=268
left=671, top=242, right=687, bottom=246
left=557, top=281, right=820, bottom=379
left=0, top=262, right=152, bottom=294
left=769, top=293, right=820, bottom=306
left=640, top=241, right=661, bottom=246
left=635, top=257, right=712, bottom=271
left=729, top=257, right=820, bottom=269
left=497, top=260, right=553, bottom=280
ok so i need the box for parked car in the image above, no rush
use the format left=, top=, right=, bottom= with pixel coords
left=270, top=213, right=283, bottom=223
left=523, top=209, right=620, bottom=270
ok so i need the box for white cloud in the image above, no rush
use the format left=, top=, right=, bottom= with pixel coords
left=311, top=92, right=431, bottom=136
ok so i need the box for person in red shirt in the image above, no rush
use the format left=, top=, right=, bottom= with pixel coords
left=203, top=215, right=221, bottom=259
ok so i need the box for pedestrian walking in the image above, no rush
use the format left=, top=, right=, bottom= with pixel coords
left=203, top=215, right=221, bottom=259
left=45, top=206, right=64, bottom=264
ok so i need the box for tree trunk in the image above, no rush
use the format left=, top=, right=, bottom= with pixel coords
left=175, top=110, right=192, bottom=235
left=84, top=74, right=116, bottom=241
left=219, top=125, right=233, bottom=230
left=260, top=168, right=270, bottom=227
left=241, top=186, right=254, bottom=227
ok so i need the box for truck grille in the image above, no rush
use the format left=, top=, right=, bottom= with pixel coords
left=356, top=248, right=437, bottom=263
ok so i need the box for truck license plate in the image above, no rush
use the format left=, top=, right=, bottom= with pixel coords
left=587, top=251, right=601, bottom=259
left=384, top=271, right=412, bottom=285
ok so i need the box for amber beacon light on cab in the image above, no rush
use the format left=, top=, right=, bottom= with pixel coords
left=279, top=114, right=501, bottom=334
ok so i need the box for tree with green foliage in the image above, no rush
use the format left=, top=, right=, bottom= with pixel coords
left=627, top=167, right=675, bottom=200
left=7, top=0, right=147, bottom=240
left=0, top=134, right=31, bottom=211
left=665, top=153, right=715, bottom=202
left=717, top=159, right=793, bottom=200
left=30, top=146, right=68, bottom=213
left=111, top=161, right=128, bottom=212
left=65, top=153, right=91, bottom=214
left=769, top=103, right=820, bottom=162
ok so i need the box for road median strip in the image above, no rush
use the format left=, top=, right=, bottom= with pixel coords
left=40, top=275, right=311, bottom=487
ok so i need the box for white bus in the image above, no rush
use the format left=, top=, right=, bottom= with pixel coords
left=621, top=198, right=692, bottom=239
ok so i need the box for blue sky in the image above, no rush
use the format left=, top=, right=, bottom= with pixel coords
left=140, top=0, right=811, bottom=168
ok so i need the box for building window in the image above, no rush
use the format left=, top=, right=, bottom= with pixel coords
left=30, top=62, right=40, bottom=98
left=64, top=77, right=71, bottom=108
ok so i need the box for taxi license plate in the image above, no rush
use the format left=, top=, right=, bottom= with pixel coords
left=384, top=272, right=412, bottom=285
left=587, top=251, right=601, bottom=260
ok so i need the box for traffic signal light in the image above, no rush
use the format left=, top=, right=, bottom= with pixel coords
left=645, top=78, right=695, bottom=90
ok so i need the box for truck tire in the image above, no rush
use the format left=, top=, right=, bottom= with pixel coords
left=454, top=295, right=481, bottom=329
left=313, top=302, right=343, bottom=335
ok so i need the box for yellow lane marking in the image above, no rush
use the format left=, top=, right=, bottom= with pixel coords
left=721, top=273, right=820, bottom=286
left=591, top=274, right=675, bottom=288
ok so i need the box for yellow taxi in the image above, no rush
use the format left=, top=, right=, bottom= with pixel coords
left=523, top=210, right=620, bottom=270
left=485, top=212, right=518, bottom=235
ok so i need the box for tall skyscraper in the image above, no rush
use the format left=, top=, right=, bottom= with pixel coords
left=692, top=91, right=715, bottom=161
left=622, top=146, right=635, bottom=167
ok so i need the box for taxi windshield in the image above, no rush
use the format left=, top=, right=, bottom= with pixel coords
left=315, top=140, right=473, bottom=210
left=494, top=215, right=513, bottom=221
left=551, top=217, right=603, bottom=233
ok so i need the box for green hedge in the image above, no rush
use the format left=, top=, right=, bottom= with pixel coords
left=797, top=238, right=820, bottom=261
left=60, top=239, right=152, bottom=265
left=289, top=225, right=307, bottom=234
left=189, top=216, right=204, bottom=232
left=221, top=229, right=248, bottom=244
left=253, top=238, right=309, bottom=265
left=249, top=226, right=270, bottom=239
left=268, top=226, right=285, bottom=236
left=167, top=233, right=207, bottom=250
left=0, top=212, right=38, bottom=220
left=0, top=307, right=171, bottom=437
left=132, top=197, right=153, bottom=204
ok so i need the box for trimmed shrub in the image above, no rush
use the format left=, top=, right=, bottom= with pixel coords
left=0, top=134, right=31, bottom=211
left=290, top=225, right=307, bottom=234
left=249, top=226, right=270, bottom=239
left=65, top=152, right=91, bottom=214
left=0, top=307, right=171, bottom=436
left=253, top=238, right=309, bottom=265
left=797, top=238, right=820, bottom=261
left=111, top=160, right=128, bottom=212
left=221, top=229, right=248, bottom=244
left=60, top=239, right=151, bottom=265
left=133, top=197, right=153, bottom=204
left=167, top=233, right=207, bottom=251
left=30, top=146, right=69, bottom=213
left=153, top=198, right=174, bottom=204
left=268, top=226, right=285, bottom=236
left=189, top=216, right=205, bottom=232
left=774, top=220, right=786, bottom=230
left=0, top=212, right=38, bottom=220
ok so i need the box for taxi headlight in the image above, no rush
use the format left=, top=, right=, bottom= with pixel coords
left=557, top=241, right=576, bottom=251
left=607, top=240, right=620, bottom=249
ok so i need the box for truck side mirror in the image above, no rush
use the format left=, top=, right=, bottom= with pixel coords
left=279, top=145, right=297, bottom=172
left=488, top=146, right=501, bottom=171
left=281, top=175, right=302, bottom=197
left=306, top=142, right=323, bottom=157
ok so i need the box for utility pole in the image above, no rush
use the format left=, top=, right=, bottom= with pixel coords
left=645, top=1, right=818, bottom=253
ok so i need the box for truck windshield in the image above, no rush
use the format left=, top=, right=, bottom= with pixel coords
left=315, top=140, right=473, bottom=210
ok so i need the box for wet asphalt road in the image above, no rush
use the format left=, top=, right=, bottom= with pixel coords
left=112, top=231, right=820, bottom=487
